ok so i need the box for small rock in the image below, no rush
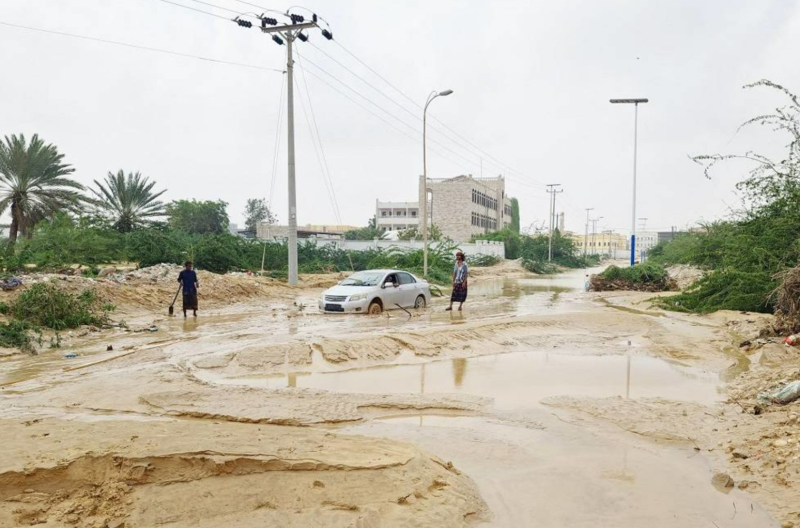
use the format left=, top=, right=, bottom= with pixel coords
left=781, top=522, right=794, bottom=528
left=711, top=472, right=735, bottom=491
left=97, top=266, right=117, bottom=278
left=738, top=481, right=749, bottom=490
left=774, top=439, right=788, bottom=448
left=732, top=450, right=749, bottom=459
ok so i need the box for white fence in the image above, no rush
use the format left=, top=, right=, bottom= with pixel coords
left=307, top=238, right=505, bottom=259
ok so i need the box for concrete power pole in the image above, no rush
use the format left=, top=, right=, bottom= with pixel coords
left=546, top=184, right=562, bottom=262
left=236, top=13, right=334, bottom=285
left=583, top=207, right=594, bottom=259
left=590, top=217, right=603, bottom=256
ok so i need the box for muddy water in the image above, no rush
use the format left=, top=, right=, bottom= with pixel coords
left=0, top=267, right=778, bottom=527
left=218, top=351, right=723, bottom=406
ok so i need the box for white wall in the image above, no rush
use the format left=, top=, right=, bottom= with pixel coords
left=310, top=239, right=505, bottom=259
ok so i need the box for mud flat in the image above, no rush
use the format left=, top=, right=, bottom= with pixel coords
left=0, top=265, right=795, bottom=527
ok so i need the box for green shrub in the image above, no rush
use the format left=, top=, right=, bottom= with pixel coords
left=10, top=283, right=114, bottom=330
left=656, top=269, right=776, bottom=313
left=591, top=262, right=676, bottom=292
left=0, top=320, right=40, bottom=352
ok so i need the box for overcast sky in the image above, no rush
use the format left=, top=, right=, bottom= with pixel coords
left=2, top=0, right=799, bottom=235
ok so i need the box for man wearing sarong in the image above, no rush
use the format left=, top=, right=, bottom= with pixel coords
left=447, top=251, right=468, bottom=311
left=177, top=261, right=199, bottom=318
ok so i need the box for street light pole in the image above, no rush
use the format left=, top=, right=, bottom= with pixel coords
left=422, top=89, right=453, bottom=277
left=610, top=98, right=648, bottom=266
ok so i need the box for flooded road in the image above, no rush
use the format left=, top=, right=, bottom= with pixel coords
left=0, top=265, right=779, bottom=527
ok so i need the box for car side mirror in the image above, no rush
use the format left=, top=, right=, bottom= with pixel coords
left=381, top=284, right=385, bottom=289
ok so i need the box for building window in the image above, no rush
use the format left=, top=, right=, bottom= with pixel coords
left=381, top=211, right=387, bottom=217
left=411, top=211, right=417, bottom=217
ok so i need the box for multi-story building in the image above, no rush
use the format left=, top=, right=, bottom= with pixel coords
left=569, top=231, right=628, bottom=257
left=635, top=231, right=659, bottom=255
left=419, top=174, right=513, bottom=242
left=375, top=201, right=419, bottom=232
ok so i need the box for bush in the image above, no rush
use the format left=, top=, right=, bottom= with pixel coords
left=655, top=269, right=776, bottom=313
left=591, top=262, right=676, bottom=292
left=0, top=320, right=40, bottom=352
left=10, top=283, right=114, bottom=330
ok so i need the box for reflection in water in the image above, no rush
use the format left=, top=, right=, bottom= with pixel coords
left=182, top=318, right=199, bottom=333
left=216, top=351, right=723, bottom=407
left=452, top=358, right=467, bottom=387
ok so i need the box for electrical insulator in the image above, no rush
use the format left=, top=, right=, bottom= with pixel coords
left=272, top=34, right=284, bottom=46
left=261, top=17, right=277, bottom=27
left=321, top=29, right=333, bottom=40
left=290, top=14, right=305, bottom=23
left=237, top=19, right=252, bottom=28
left=297, top=32, right=308, bottom=42
left=312, top=14, right=318, bottom=22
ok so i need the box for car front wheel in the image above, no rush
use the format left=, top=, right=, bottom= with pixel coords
left=414, top=295, right=426, bottom=309
left=368, top=301, right=383, bottom=315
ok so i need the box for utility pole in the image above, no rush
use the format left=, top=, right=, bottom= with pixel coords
left=583, top=207, right=594, bottom=259
left=590, top=217, right=603, bottom=256
left=546, top=184, right=562, bottom=262
left=235, top=12, right=334, bottom=285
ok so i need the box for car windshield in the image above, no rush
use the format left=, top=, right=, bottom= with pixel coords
left=340, top=271, right=385, bottom=287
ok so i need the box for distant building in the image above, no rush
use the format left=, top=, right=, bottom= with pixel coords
left=569, top=232, right=627, bottom=256
left=375, top=201, right=419, bottom=232
left=635, top=231, right=659, bottom=254
left=657, top=229, right=687, bottom=244
left=0, top=224, right=10, bottom=239
left=422, top=174, right=513, bottom=242
left=256, top=223, right=348, bottom=241
left=374, top=174, right=515, bottom=243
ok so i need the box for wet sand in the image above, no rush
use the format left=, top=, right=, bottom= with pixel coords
left=0, top=264, right=792, bottom=527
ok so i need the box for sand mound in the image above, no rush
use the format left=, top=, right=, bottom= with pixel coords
left=0, top=419, right=488, bottom=528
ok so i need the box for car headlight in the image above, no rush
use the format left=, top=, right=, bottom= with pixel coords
left=349, top=293, right=367, bottom=302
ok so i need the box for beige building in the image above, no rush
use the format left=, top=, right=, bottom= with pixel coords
left=418, top=174, right=513, bottom=242
left=256, top=223, right=355, bottom=241
left=569, top=231, right=628, bottom=256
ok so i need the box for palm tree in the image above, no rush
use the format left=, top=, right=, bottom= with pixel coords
left=90, top=170, right=167, bottom=232
left=0, top=134, right=84, bottom=243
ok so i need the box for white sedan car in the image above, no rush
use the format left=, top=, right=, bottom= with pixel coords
left=319, top=269, right=432, bottom=315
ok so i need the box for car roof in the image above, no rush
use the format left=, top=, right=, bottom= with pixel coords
left=352, top=269, right=408, bottom=274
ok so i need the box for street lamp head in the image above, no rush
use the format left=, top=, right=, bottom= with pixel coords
left=610, top=98, right=648, bottom=104
left=439, top=89, right=454, bottom=96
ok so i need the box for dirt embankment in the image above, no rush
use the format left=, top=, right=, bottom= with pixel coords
left=0, top=419, right=488, bottom=528
left=0, top=264, right=345, bottom=315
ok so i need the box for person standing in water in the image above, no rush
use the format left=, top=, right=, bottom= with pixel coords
left=177, top=261, right=199, bottom=317
left=447, top=251, right=469, bottom=311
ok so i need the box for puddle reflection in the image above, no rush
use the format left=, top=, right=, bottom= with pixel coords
left=221, top=350, right=723, bottom=407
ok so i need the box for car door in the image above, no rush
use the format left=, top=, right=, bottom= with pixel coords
left=397, top=272, right=418, bottom=307
left=381, top=273, right=403, bottom=308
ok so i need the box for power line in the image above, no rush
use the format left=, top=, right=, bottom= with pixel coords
left=157, top=0, right=233, bottom=20
left=300, top=67, right=475, bottom=175
left=183, top=0, right=243, bottom=15
left=331, top=39, right=543, bottom=186
left=0, top=20, right=284, bottom=72
left=295, top=48, right=343, bottom=225
left=299, top=55, right=541, bottom=187
left=308, top=41, right=535, bottom=185
left=268, top=74, right=286, bottom=210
